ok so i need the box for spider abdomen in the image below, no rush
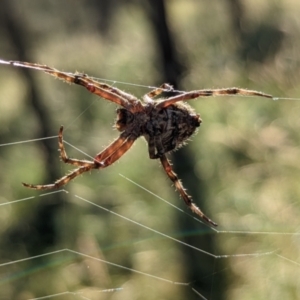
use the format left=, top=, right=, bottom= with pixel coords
left=160, top=102, right=201, bottom=150
left=144, top=102, right=201, bottom=157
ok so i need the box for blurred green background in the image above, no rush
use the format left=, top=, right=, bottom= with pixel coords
left=0, top=1, right=300, bottom=299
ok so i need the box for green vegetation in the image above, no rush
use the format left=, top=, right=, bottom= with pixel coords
left=0, top=1, right=300, bottom=299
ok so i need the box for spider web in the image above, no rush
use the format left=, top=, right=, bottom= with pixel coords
left=0, top=75, right=300, bottom=300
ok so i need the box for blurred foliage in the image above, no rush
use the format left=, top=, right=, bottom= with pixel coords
left=0, top=0, right=300, bottom=300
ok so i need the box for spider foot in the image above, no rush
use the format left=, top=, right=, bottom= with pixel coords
left=190, top=203, right=218, bottom=227
left=22, top=182, right=58, bottom=190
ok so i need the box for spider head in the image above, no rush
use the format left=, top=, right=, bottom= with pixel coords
left=115, top=108, right=134, bottom=131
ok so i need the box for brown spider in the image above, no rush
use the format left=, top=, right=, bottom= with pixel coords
left=1, top=60, right=273, bottom=227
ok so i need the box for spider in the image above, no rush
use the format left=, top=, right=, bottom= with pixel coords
left=1, top=60, right=273, bottom=227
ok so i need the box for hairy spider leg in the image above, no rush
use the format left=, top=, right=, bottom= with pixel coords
left=145, top=84, right=217, bottom=224
left=94, top=134, right=136, bottom=167
left=147, top=137, right=157, bottom=159
left=145, top=83, right=174, bottom=99
left=7, top=60, right=143, bottom=112
left=57, top=126, right=100, bottom=167
left=160, top=155, right=217, bottom=227
left=57, top=126, right=134, bottom=168
left=146, top=136, right=164, bottom=159
left=22, top=127, right=136, bottom=190
left=156, top=87, right=273, bottom=108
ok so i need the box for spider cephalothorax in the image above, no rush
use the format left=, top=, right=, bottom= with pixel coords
left=1, top=60, right=274, bottom=227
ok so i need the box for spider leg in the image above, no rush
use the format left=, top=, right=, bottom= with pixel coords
left=22, top=125, right=98, bottom=189
left=58, top=126, right=135, bottom=169
left=58, top=126, right=101, bottom=167
left=148, top=137, right=158, bottom=159
left=149, top=136, right=166, bottom=159
left=159, top=154, right=217, bottom=227
left=145, top=83, right=174, bottom=99
left=22, top=127, right=136, bottom=190
left=156, top=87, right=273, bottom=108
left=92, top=129, right=136, bottom=167
left=94, top=131, right=134, bottom=164
left=22, top=164, right=98, bottom=190
left=5, top=60, right=143, bottom=111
